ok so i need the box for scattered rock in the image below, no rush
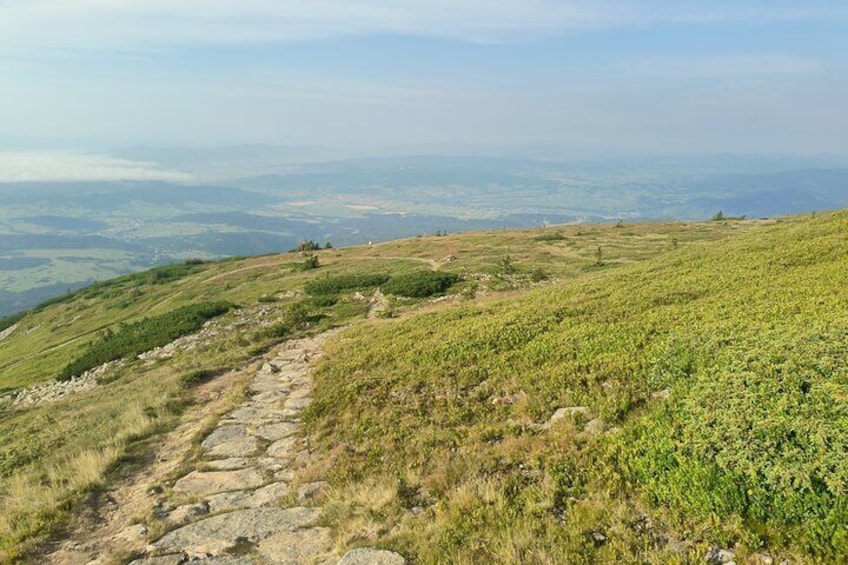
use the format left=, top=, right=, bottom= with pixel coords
left=581, top=418, right=606, bottom=436
left=297, top=481, right=327, bottom=502
left=550, top=406, right=589, bottom=424
left=705, top=547, right=736, bottom=564
left=750, top=554, right=774, bottom=565
left=261, top=361, right=279, bottom=374
left=490, top=390, right=528, bottom=406
left=338, top=548, right=407, bottom=565
left=652, top=388, right=671, bottom=400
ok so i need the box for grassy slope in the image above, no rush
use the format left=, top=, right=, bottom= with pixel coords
left=0, top=219, right=757, bottom=560
left=305, top=211, right=848, bottom=563
left=0, top=220, right=748, bottom=392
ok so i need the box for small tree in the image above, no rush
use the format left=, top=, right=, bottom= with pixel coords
left=595, top=246, right=604, bottom=266
left=711, top=211, right=726, bottom=222
left=301, top=255, right=319, bottom=270
left=324, top=241, right=333, bottom=249
left=297, top=240, right=320, bottom=252
left=500, top=255, right=516, bottom=275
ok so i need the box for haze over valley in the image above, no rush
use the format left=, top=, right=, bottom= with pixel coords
left=2, top=150, right=847, bottom=315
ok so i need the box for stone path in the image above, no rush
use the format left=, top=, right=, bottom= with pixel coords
left=128, top=330, right=405, bottom=565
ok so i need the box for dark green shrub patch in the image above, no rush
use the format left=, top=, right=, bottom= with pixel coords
left=58, top=301, right=234, bottom=381
left=381, top=271, right=462, bottom=298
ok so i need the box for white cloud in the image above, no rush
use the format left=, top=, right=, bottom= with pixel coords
left=0, top=1, right=845, bottom=51
left=0, top=152, right=193, bottom=182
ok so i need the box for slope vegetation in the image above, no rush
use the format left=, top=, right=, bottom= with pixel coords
left=0, top=218, right=767, bottom=561
left=305, top=211, right=848, bottom=563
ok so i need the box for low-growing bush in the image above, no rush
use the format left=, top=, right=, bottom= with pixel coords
left=530, top=267, right=549, bottom=282
left=0, top=312, right=25, bottom=333
left=258, top=301, right=319, bottom=339
left=381, top=271, right=461, bottom=298
left=534, top=232, right=567, bottom=242
left=300, top=255, right=320, bottom=271
left=58, top=301, right=234, bottom=381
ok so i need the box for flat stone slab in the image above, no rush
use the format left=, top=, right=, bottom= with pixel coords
left=152, top=507, right=322, bottom=552
left=206, top=482, right=290, bottom=513
left=338, top=548, right=406, bottom=565
left=250, top=379, right=290, bottom=394
left=203, top=458, right=251, bottom=471
left=206, top=436, right=262, bottom=458
left=173, top=469, right=265, bottom=496
left=201, top=425, right=248, bottom=449
left=206, top=490, right=253, bottom=514
left=284, top=396, right=312, bottom=410
left=267, top=437, right=298, bottom=458
left=205, top=490, right=252, bottom=514
left=224, top=405, right=289, bottom=424
left=128, top=557, right=184, bottom=565
left=252, top=390, right=289, bottom=403
left=255, top=422, right=298, bottom=441
left=130, top=558, right=253, bottom=565
left=257, top=527, right=334, bottom=564
left=251, top=481, right=291, bottom=507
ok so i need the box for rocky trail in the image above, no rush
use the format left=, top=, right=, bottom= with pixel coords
left=42, top=330, right=405, bottom=565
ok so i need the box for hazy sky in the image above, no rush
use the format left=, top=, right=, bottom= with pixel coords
left=1, top=0, right=847, bottom=156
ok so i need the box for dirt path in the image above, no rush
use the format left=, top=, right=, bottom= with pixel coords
left=40, top=329, right=405, bottom=565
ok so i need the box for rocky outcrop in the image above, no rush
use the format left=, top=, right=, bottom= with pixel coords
left=8, top=360, right=123, bottom=409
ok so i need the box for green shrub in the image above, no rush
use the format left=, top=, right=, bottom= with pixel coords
left=309, top=295, right=339, bottom=308
left=258, top=301, right=319, bottom=339
left=0, top=312, right=26, bottom=333
left=58, top=301, right=234, bottom=381
left=534, top=232, right=566, bottom=242
left=381, top=271, right=461, bottom=298
left=530, top=268, right=549, bottom=282
left=300, top=255, right=320, bottom=270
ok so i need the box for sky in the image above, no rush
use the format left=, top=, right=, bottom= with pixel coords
left=1, top=0, right=847, bottom=169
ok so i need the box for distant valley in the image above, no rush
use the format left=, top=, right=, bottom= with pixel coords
left=1, top=154, right=846, bottom=316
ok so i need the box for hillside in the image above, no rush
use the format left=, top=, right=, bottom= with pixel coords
left=0, top=214, right=841, bottom=563
left=306, top=211, right=848, bottom=563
